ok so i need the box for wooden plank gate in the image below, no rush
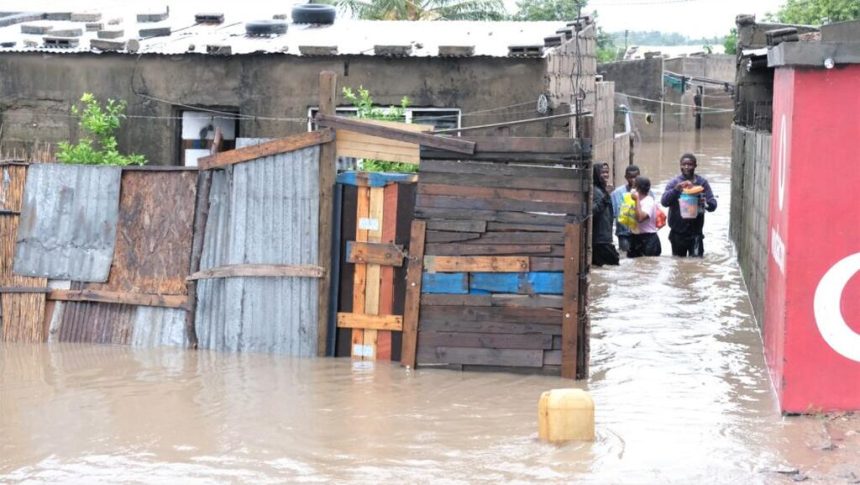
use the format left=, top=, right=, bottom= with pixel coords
left=399, top=137, right=592, bottom=379
left=334, top=173, right=417, bottom=361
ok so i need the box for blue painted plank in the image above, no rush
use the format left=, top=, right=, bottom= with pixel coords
left=422, top=272, right=468, bottom=294
left=469, top=272, right=563, bottom=295
left=336, top=171, right=416, bottom=187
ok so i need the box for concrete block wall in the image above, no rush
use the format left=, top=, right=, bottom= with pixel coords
left=0, top=53, right=551, bottom=164
left=597, top=57, right=663, bottom=141
left=545, top=23, right=597, bottom=138
left=593, top=81, right=615, bottom=168
left=730, top=125, right=771, bottom=329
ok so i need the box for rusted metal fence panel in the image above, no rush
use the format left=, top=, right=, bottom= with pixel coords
left=47, top=300, right=187, bottom=347
left=83, top=170, right=197, bottom=295
left=0, top=163, right=46, bottom=343
left=14, top=164, right=121, bottom=282
left=195, top=146, right=321, bottom=355
left=57, top=301, right=136, bottom=344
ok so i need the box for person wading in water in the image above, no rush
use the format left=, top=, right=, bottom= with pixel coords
left=592, top=162, right=620, bottom=266
left=660, top=153, right=717, bottom=257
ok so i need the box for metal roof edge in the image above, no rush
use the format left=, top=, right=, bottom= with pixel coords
left=768, top=41, right=860, bottom=68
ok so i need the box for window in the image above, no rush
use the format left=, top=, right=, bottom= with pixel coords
left=307, top=107, right=461, bottom=131
left=178, top=110, right=240, bottom=166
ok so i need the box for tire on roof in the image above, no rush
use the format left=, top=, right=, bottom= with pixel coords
left=291, top=4, right=336, bottom=24
left=245, top=20, right=288, bottom=36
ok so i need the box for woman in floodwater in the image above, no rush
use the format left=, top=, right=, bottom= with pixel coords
left=591, top=162, right=620, bottom=266
left=628, top=175, right=662, bottom=258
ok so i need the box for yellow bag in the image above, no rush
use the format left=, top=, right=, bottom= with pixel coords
left=617, top=193, right=638, bottom=231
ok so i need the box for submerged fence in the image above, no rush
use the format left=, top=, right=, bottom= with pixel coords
left=0, top=119, right=595, bottom=379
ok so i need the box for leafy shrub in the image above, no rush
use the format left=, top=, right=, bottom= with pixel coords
left=57, top=93, right=145, bottom=166
left=342, top=86, right=416, bottom=173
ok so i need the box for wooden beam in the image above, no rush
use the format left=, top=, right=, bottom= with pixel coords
left=48, top=289, right=188, bottom=309
left=184, top=128, right=220, bottom=348
left=377, top=182, right=399, bottom=361
left=424, top=256, right=529, bottom=273
left=346, top=241, right=405, bottom=267
left=197, top=129, right=335, bottom=170
left=351, top=185, right=370, bottom=358
left=337, top=312, right=403, bottom=331
left=561, top=223, right=580, bottom=379
left=187, top=264, right=324, bottom=280
left=315, top=114, right=475, bottom=155
left=318, top=71, right=338, bottom=358
left=400, top=220, right=426, bottom=368
left=0, top=286, right=50, bottom=293
left=363, top=186, right=385, bottom=360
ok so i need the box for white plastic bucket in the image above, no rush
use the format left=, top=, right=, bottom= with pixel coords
left=679, top=193, right=700, bottom=219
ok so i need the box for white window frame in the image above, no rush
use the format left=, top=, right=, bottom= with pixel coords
left=307, top=107, right=461, bottom=131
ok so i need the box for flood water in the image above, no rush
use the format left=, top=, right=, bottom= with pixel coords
left=2, top=129, right=858, bottom=484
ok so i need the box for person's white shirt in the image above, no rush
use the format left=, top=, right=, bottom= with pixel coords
left=635, top=195, right=658, bottom=234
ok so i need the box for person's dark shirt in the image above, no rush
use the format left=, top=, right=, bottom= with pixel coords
left=660, top=174, right=717, bottom=236
left=592, top=184, right=614, bottom=244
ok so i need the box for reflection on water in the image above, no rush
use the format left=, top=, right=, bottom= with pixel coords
left=2, top=129, right=858, bottom=483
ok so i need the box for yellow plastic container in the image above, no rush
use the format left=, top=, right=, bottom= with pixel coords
left=538, top=388, right=595, bottom=443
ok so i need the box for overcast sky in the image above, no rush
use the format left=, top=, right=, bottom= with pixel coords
left=583, top=0, right=786, bottom=37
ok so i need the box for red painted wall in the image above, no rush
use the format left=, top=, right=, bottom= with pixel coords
left=766, top=65, right=860, bottom=413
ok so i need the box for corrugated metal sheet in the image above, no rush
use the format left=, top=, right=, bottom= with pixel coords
left=58, top=301, right=135, bottom=344
left=14, top=164, right=121, bottom=282
left=48, top=301, right=187, bottom=347
left=131, top=306, right=186, bottom=348
left=195, top=145, right=320, bottom=355
left=84, top=170, right=197, bottom=295
left=236, top=138, right=272, bottom=148
left=0, top=2, right=565, bottom=57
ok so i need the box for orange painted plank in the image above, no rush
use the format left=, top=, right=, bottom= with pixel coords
left=377, top=183, right=399, bottom=360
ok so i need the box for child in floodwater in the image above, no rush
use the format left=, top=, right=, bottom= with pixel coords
left=628, top=176, right=662, bottom=258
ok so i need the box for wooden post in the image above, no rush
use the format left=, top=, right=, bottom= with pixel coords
left=400, top=220, right=426, bottom=368
left=363, top=186, right=385, bottom=360
left=377, top=183, right=399, bottom=360
left=561, top=222, right=581, bottom=379
left=351, top=186, right=369, bottom=358
left=317, top=71, right=337, bottom=356
left=184, top=128, right=222, bottom=348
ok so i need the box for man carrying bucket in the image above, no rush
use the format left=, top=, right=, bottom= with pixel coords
left=661, top=153, right=717, bottom=257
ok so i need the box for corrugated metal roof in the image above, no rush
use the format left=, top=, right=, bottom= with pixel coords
left=13, top=164, right=121, bottom=282
left=195, top=146, right=320, bottom=356
left=0, top=2, right=566, bottom=57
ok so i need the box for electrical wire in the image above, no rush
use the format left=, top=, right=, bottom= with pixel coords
left=616, top=91, right=734, bottom=111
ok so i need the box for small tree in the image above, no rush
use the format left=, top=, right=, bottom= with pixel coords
left=723, top=28, right=738, bottom=55
left=768, top=0, right=860, bottom=25
left=342, top=86, right=416, bottom=173
left=58, top=92, right=145, bottom=166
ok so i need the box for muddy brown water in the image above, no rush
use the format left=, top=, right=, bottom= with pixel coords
left=2, top=129, right=858, bottom=484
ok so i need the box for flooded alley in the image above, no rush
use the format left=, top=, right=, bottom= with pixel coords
left=2, top=129, right=858, bottom=484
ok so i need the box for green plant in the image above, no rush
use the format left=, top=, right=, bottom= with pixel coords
left=723, top=28, right=737, bottom=55
left=342, top=86, right=417, bottom=173
left=767, top=0, right=860, bottom=25
left=57, top=92, right=145, bottom=166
